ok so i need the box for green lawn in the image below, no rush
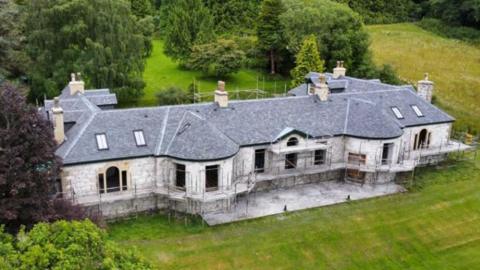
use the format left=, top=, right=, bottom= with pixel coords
left=367, top=23, right=480, bottom=133
left=139, top=40, right=290, bottom=106
left=109, top=155, right=480, bottom=269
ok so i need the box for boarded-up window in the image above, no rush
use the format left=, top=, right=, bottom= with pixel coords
left=347, top=169, right=366, bottom=180
left=348, top=153, right=366, bottom=165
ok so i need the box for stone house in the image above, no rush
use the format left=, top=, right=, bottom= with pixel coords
left=41, top=66, right=469, bottom=219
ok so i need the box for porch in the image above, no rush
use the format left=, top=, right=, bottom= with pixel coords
left=201, top=181, right=405, bottom=225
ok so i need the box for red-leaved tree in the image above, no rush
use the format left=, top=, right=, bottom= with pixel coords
left=0, top=83, right=97, bottom=233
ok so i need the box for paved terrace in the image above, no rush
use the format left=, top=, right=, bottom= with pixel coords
left=202, top=181, right=406, bottom=225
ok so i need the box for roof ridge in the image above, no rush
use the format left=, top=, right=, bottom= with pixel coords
left=164, top=111, right=190, bottom=155
left=154, top=107, right=170, bottom=155
left=343, top=99, right=351, bottom=134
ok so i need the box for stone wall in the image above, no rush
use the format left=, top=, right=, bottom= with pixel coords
left=255, top=170, right=344, bottom=192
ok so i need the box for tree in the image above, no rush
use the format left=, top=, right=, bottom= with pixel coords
left=0, top=0, right=29, bottom=79
left=0, top=220, right=153, bottom=269
left=428, top=0, right=480, bottom=28
left=203, top=0, right=260, bottom=33
left=156, top=86, right=192, bottom=105
left=130, top=0, right=154, bottom=18
left=290, top=35, right=325, bottom=87
left=257, top=0, right=286, bottom=74
left=281, top=0, right=375, bottom=78
left=188, top=39, right=245, bottom=77
left=25, top=0, right=153, bottom=103
left=0, top=83, right=93, bottom=233
left=163, top=0, right=214, bottom=62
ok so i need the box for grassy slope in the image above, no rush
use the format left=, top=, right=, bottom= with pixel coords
left=109, top=156, right=480, bottom=270
left=367, top=23, right=480, bottom=133
left=139, top=40, right=290, bottom=106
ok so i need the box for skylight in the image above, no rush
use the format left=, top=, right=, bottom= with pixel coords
left=133, top=130, right=146, bottom=146
left=95, top=133, right=108, bottom=150
left=391, top=107, right=404, bottom=119
left=411, top=105, right=424, bottom=117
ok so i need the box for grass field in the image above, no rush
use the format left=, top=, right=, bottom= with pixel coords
left=109, top=155, right=480, bottom=269
left=139, top=40, right=290, bottom=106
left=367, top=23, right=480, bottom=133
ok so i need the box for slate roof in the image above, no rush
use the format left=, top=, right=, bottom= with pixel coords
left=46, top=76, right=454, bottom=165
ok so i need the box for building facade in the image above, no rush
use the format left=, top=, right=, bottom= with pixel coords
left=42, top=69, right=469, bottom=218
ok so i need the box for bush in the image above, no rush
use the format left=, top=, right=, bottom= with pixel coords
left=0, top=220, right=153, bottom=269
left=188, top=39, right=245, bottom=77
left=156, top=86, right=192, bottom=105
left=418, top=18, right=480, bottom=43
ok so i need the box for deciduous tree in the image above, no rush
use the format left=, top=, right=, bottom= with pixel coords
left=188, top=39, right=245, bottom=77
left=0, top=83, right=93, bottom=233
left=0, top=220, right=153, bottom=269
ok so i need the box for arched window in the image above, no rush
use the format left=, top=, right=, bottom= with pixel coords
left=287, top=137, right=299, bottom=147
left=417, top=129, right=428, bottom=149
left=106, top=167, right=121, bottom=193
left=99, top=166, right=127, bottom=194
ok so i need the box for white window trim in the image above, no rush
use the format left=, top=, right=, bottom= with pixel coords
left=95, top=133, right=108, bottom=150
left=133, top=130, right=146, bottom=146
left=391, top=107, right=404, bottom=119
left=411, top=105, right=424, bottom=117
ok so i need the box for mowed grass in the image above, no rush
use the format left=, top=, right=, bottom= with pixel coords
left=367, top=23, right=480, bottom=133
left=139, top=40, right=290, bottom=106
left=109, top=155, right=480, bottom=269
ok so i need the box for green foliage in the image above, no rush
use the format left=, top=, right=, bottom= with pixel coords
left=188, top=39, right=245, bottom=77
left=290, top=35, right=325, bottom=87
left=418, top=18, right=480, bottom=43
left=156, top=86, right=192, bottom=105
left=333, top=0, right=423, bottom=24
left=203, top=0, right=260, bottom=34
left=428, top=0, right=480, bottom=28
left=130, top=0, right=154, bottom=18
left=163, top=0, right=214, bottom=62
left=281, top=0, right=374, bottom=78
left=0, top=0, right=29, bottom=79
left=257, top=0, right=286, bottom=74
left=25, top=0, right=152, bottom=103
left=0, top=220, right=153, bottom=269
left=375, top=64, right=405, bottom=85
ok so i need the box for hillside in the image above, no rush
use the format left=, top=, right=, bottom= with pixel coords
left=367, top=23, right=480, bottom=133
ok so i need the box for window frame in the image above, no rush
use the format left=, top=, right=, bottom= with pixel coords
left=95, top=133, right=109, bottom=151
left=175, top=163, right=186, bottom=189
left=391, top=106, right=404, bottom=119
left=314, top=149, right=326, bottom=165
left=410, top=105, right=424, bottom=117
left=254, top=149, right=266, bottom=173
left=287, top=137, right=299, bottom=147
left=133, top=130, right=147, bottom=147
left=285, top=153, right=298, bottom=169
left=205, top=165, right=219, bottom=191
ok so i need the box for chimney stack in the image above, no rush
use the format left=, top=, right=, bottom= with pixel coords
left=417, top=73, right=434, bottom=103
left=314, top=74, right=329, bottom=101
left=333, top=61, right=346, bottom=79
left=214, top=81, right=228, bottom=108
left=69, top=72, right=85, bottom=96
left=52, top=97, right=65, bottom=144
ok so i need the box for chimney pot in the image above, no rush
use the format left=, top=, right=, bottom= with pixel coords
left=333, top=60, right=347, bottom=79
left=417, top=73, right=434, bottom=103
left=214, top=81, right=229, bottom=108
left=52, top=97, right=65, bottom=144
left=314, top=74, right=329, bottom=101
left=69, top=72, right=85, bottom=95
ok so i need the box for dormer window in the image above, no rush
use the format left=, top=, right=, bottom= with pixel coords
left=133, top=130, right=146, bottom=146
left=411, top=105, right=424, bottom=117
left=287, top=137, right=299, bottom=146
left=95, top=133, right=108, bottom=150
left=391, top=107, right=404, bottom=119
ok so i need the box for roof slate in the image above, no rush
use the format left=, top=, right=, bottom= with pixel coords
left=48, top=76, right=454, bottom=165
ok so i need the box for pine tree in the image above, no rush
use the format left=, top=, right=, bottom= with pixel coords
left=257, top=0, right=285, bottom=74
left=290, top=35, right=325, bottom=87
left=163, top=0, right=214, bottom=62
left=25, top=0, right=153, bottom=103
